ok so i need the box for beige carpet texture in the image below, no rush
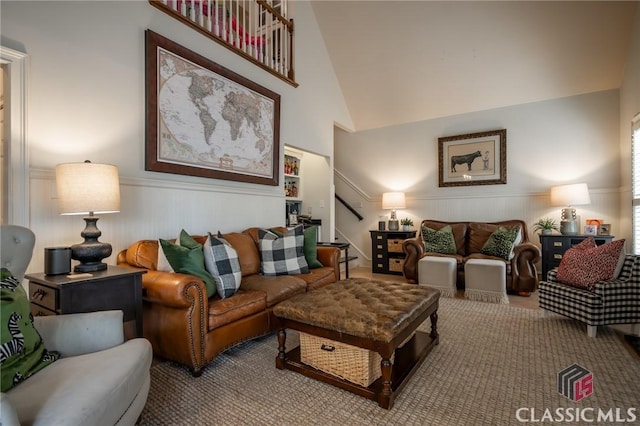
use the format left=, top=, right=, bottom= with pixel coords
left=141, top=298, right=640, bottom=425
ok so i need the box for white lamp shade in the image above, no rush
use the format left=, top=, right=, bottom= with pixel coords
left=382, top=192, right=406, bottom=210
left=550, top=183, right=591, bottom=207
left=55, top=162, right=121, bottom=215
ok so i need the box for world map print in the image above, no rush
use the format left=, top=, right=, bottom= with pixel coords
left=157, top=47, right=275, bottom=179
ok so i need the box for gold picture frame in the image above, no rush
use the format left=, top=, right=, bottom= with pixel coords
left=438, top=129, right=507, bottom=187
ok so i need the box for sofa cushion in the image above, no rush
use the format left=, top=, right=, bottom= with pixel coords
left=208, top=289, right=267, bottom=329
left=5, top=338, right=151, bottom=425
left=480, top=226, right=521, bottom=260
left=160, top=230, right=216, bottom=297
left=220, top=232, right=262, bottom=277
left=294, top=266, right=337, bottom=291
left=240, top=274, right=307, bottom=307
left=556, top=238, right=626, bottom=291
left=421, top=225, right=457, bottom=254
left=125, top=240, right=160, bottom=270
left=1, top=268, right=60, bottom=392
left=203, top=234, right=242, bottom=298
left=258, top=226, right=309, bottom=276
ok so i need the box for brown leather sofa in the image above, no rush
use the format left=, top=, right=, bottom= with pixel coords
left=403, top=220, right=541, bottom=295
left=116, top=227, right=340, bottom=376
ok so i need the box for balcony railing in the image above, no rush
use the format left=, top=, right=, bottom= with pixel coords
left=149, top=0, right=297, bottom=87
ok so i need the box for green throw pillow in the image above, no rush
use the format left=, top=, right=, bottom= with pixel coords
left=1, top=268, right=60, bottom=392
left=480, top=226, right=521, bottom=260
left=160, top=230, right=216, bottom=297
left=303, top=226, right=323, bottom=269
left=421, top=225, right=457, bottom=254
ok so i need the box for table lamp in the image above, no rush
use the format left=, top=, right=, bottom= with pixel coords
left=382, top=192, right=405, bottom=231
left=55, top=160, right=120, bottom=272
left=550, top=183, right=591, bottom=236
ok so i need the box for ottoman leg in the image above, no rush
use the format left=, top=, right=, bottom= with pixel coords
left=276, top=329, right=287, bottom=369
left=379, top=356, right=394, bottom=409
left=430, top=311, right=439, bottom=342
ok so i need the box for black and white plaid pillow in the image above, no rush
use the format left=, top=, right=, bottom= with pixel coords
left=259, top=225, right=309, bottom=276
left=203, top=233, right=242, bottom=298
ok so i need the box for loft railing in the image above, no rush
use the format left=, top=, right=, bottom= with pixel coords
left=149, top=0, right=297, bottom=87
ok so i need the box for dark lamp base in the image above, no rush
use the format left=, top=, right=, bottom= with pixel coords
left=74, top=261, right=108, bottom=273
left=71, top=216, right=112, bottom=273
left=388, top=220, right=399, bottom=231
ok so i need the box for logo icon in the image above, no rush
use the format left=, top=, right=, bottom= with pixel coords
left=558, top=364, right=593, bottom=401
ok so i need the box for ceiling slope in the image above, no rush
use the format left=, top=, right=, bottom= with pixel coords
left=311, top=1, right=638, bottom=131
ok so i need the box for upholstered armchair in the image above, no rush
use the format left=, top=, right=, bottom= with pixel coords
left=1, top=225, right=152, bottom=425
left=539, top=254, right=640, bottom=337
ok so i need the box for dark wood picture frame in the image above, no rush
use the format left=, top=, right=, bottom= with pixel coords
left=145, top=30, right=281, bottom=186
left=438, top=129, right=507, bottom=187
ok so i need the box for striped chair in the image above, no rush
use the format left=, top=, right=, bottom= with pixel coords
left=539, top=254, right=640, bottom=337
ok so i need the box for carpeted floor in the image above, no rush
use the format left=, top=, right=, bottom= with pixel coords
left=141, top=298, right=640, bottom=425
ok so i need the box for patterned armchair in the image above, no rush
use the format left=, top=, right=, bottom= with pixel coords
left=539, top=254, right=640, bottom=337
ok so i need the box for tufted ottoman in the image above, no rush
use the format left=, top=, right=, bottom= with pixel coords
left=274, top=278, right=439, bottom=409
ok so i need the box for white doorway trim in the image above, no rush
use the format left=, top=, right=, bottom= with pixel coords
left=1, top=46, right=29, bottom=226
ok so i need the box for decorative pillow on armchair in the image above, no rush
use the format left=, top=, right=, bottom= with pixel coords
left=259, top=225, right=309, bottom=276
left=556, top=238, right=626, bottom=291
left=480, top=226, right=521, bottom=260
left=1, top=268, right=60, bottom=392
left=421, top=225, right=457, bottom=254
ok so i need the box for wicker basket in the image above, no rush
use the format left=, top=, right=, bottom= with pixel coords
left=300, top=333, right=392, bottom=387
left=389, top=258, right=404, bottom=272
left=387, top=239, right=404, bottom=253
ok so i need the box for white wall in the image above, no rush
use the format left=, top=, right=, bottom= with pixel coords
left=618, top=5, right=640, bottom=244
left=335, top=90, right=622, bottom=265
left=1, top=0, right=352, bottom=273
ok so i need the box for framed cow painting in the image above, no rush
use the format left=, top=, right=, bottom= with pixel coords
left=438, top=129, right=507, bottom=187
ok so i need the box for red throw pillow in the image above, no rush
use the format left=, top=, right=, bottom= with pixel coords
left=556, top=238, right=625, bottom=291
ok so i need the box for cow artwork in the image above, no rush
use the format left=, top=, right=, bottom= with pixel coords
left=451, top=150, right=482, bottom=172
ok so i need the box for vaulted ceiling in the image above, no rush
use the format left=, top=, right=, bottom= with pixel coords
left=310, top=1, right=638, bottom=131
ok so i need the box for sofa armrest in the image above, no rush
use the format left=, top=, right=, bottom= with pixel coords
left=509, top=242, right=541, bottom=293
left=316, top=246, right=339, bottom=267
left=140, top=269, right=210, bottom=309
left=34, top=310, right=125, bottom=357
left=403, top=238, right=426, bottom=284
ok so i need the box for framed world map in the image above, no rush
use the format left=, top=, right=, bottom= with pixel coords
left=145, top=30, right=281, bottom=186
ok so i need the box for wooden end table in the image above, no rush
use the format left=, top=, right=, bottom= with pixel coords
left=26, top=265, right=145, bottom=339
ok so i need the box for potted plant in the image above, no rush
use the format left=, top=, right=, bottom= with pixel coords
left=400, top=218, right=414, bottom=231
left=533, top=218, right=559, bottom=235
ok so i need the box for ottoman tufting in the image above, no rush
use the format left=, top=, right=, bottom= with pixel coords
left=274, top=278, right=439, bottom=409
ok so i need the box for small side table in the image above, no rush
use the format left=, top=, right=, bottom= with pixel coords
left=317, top=242, right=351, bottom=280
left=26, top=265, right=145, bottom=339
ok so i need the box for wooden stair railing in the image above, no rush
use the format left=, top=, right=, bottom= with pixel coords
left=149, top=0, right=297, bottom=87
left=335, top=194, right=364, bottom=221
